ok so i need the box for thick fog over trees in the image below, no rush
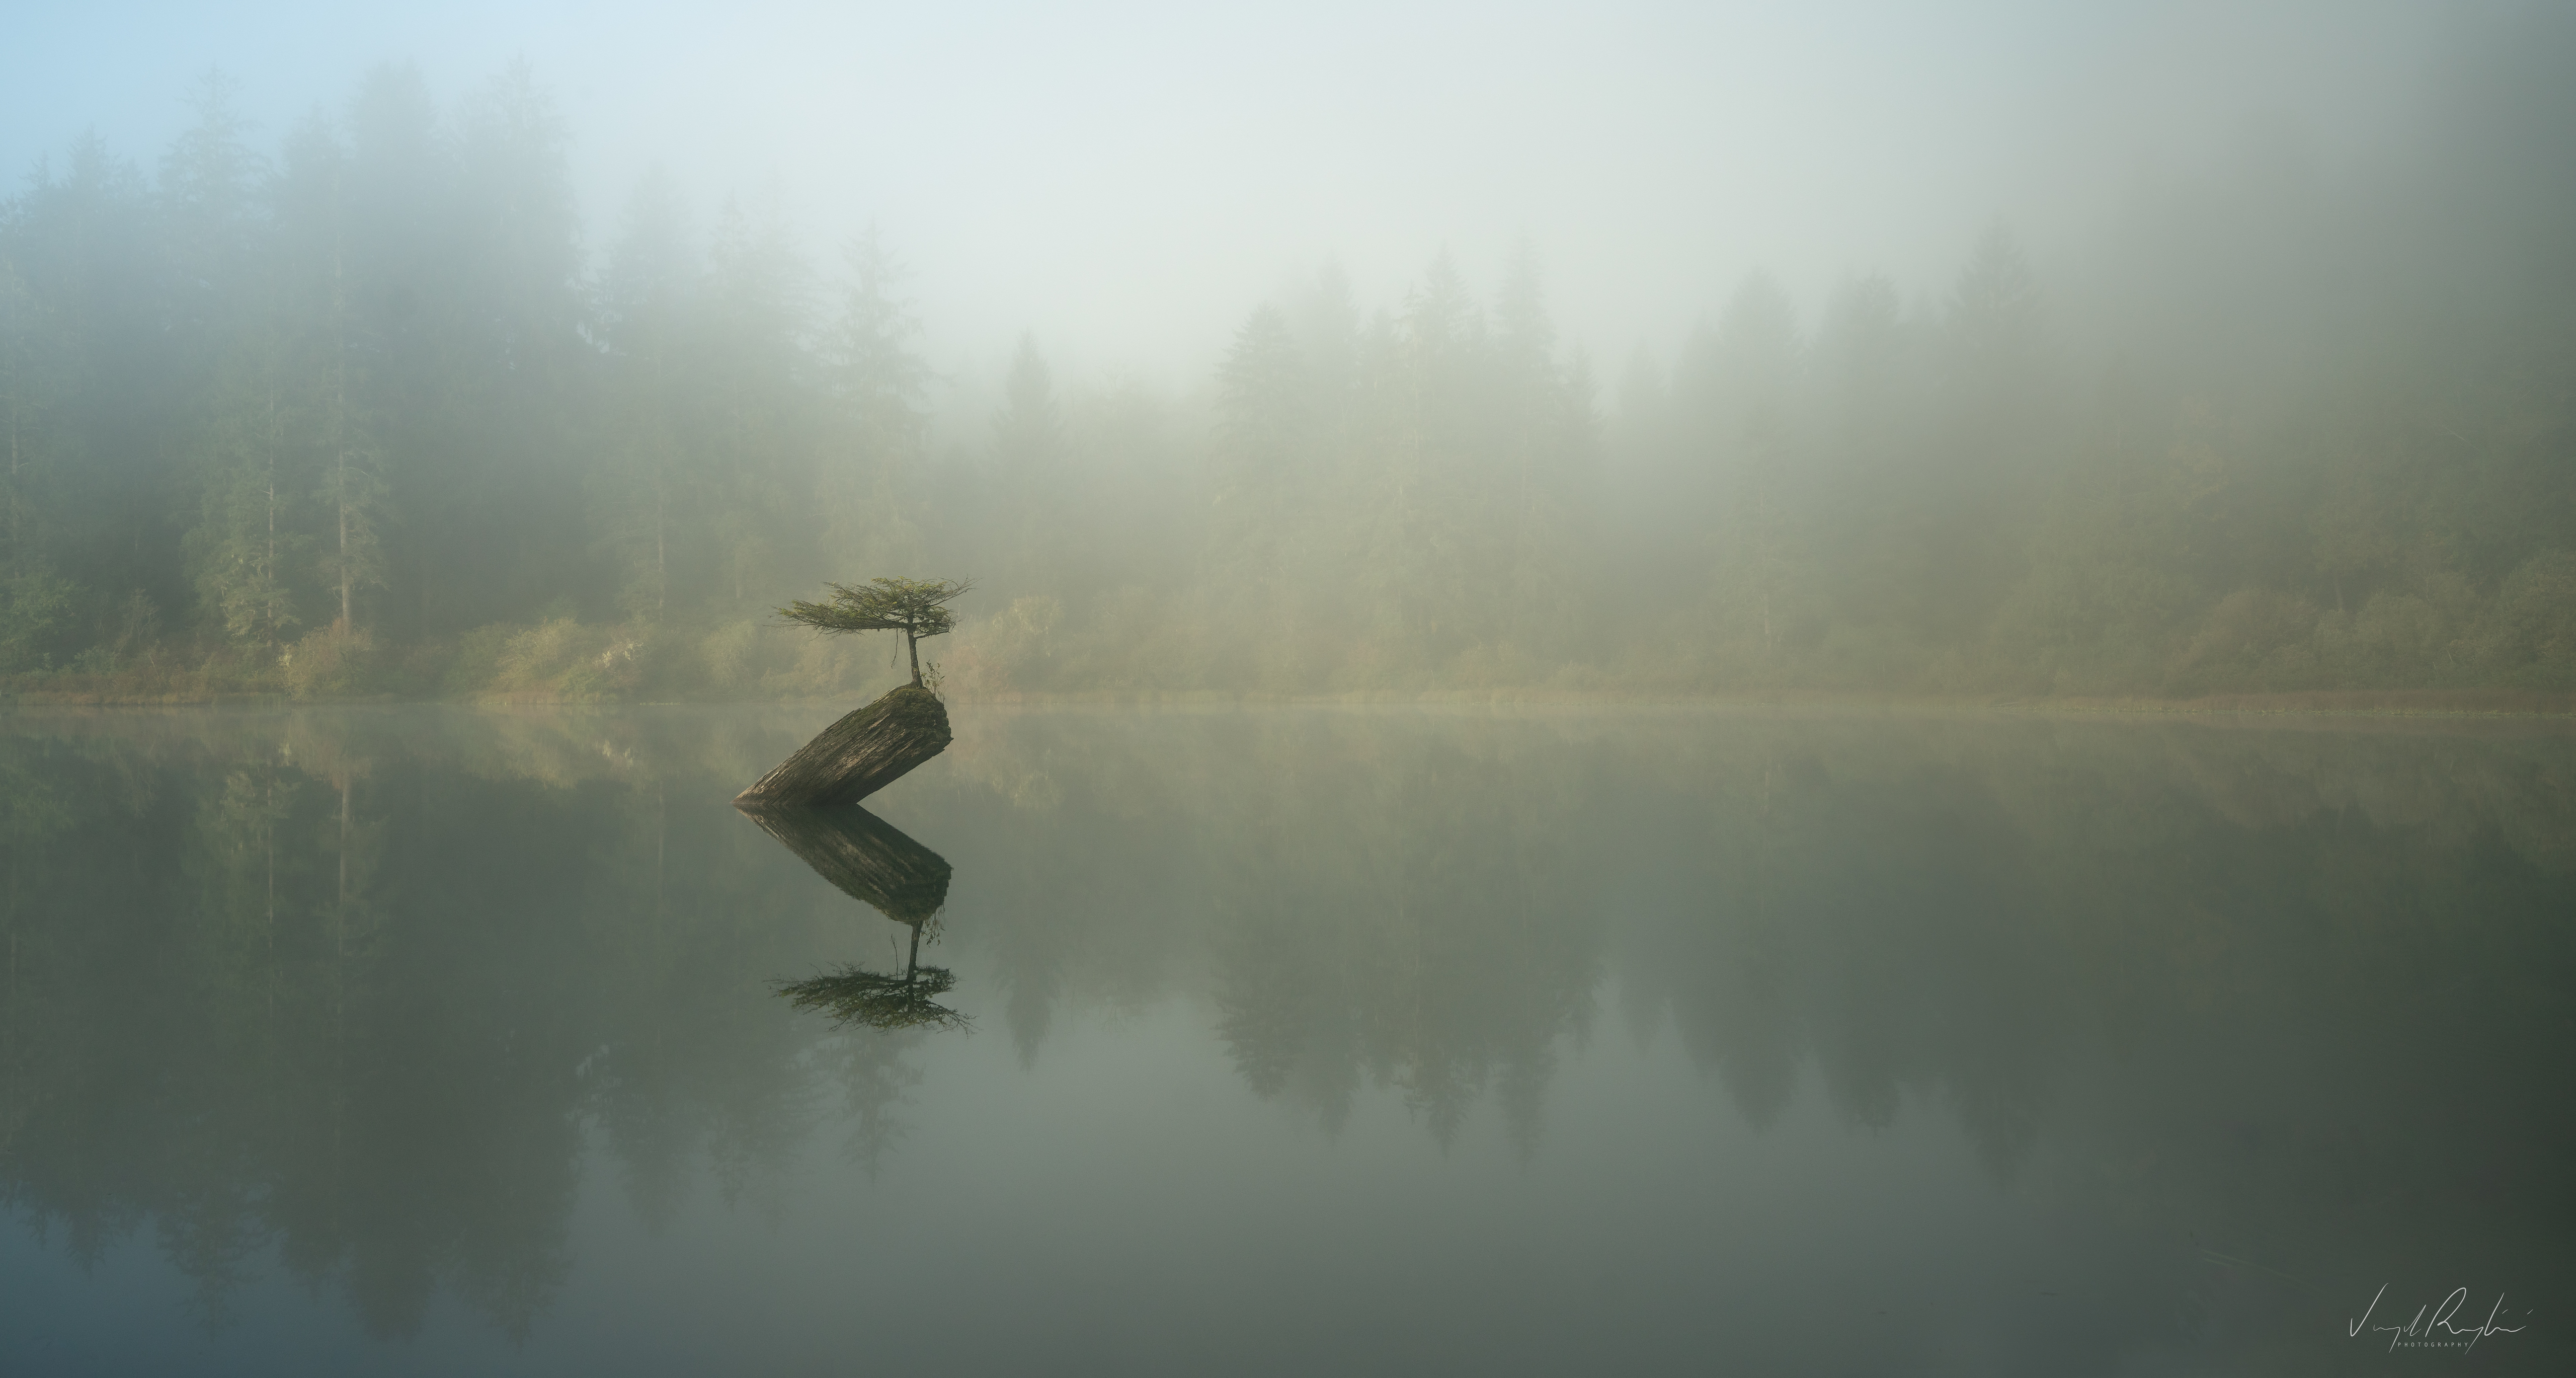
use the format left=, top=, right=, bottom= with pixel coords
left=2, top=7, right=2570, bottom=701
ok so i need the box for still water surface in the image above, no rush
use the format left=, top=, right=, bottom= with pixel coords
left=1, top=705, right=2568, bottom=1375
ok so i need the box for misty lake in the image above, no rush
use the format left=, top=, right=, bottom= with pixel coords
left=2, top=705, right=2568, bottom=1376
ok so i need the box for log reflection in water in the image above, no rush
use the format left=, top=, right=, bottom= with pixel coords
left=738, top=802, right=952, bottom=924
left=743, top=803, right=972, bottom=1032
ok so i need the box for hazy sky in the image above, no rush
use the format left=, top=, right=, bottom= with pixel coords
left=5, top=1, right=2447, bottom=385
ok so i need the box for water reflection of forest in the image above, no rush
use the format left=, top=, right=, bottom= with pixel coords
left=1, top=706, right=2569, bottom=1346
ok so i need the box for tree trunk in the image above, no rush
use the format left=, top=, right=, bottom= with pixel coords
left=906, top=629, right=921, bottom=685
left=338, top=478, right=351, bottom=628
left=735, top=683, right=950, bottom=807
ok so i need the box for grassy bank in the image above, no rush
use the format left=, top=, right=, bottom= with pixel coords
left=11, top=673, right=2571, bottom=720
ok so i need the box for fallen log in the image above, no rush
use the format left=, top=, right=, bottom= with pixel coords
left=735, top=683, right=951, bottom=807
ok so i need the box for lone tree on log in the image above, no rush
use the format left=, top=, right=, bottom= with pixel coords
left=777, top=576, right=974, bottom=687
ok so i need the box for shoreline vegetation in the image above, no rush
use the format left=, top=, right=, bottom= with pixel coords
left=7, top=675, right=2568, bottom=720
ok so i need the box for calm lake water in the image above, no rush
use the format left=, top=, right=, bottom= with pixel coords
left=1, top=705, right=2568, bottom=1376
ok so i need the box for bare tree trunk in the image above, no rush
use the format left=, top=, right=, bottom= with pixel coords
left=264, top=374, right=279, bottom=650
left=265, top=470, right=277, bottom=648
left=338, top=485, right=350, bottom=629
left=332, top=185, right=353, bottom=634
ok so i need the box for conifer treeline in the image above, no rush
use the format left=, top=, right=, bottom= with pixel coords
left=2, top=19, right=2569, bottom=701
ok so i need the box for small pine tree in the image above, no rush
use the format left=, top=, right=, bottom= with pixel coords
left=776, top=576, right=973, bottom=687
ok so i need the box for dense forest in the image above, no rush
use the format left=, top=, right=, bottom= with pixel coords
left=1, top=12, right=2570, bottom=702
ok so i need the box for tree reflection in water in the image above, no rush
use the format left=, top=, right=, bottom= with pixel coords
left=776, top=953, right=970, bottom=1033
left=740, top=804, right=973, bottom=1033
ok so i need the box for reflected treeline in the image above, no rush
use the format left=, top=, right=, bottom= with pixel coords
left=1595, top=716, right=2576, bottom=1361
left=922, top=706, right=2575, bottom=1344
left=0, top=707, right=928, bottom=1338
left=3, top=705, right=2571, bottom=1354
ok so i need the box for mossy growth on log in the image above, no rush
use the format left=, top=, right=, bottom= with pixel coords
left=736, top=683, right=951, bottom=806
left=736, top=803, right=951, bottom=925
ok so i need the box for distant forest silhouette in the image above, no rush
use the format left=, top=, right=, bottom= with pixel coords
left=2, top=11, right=2570, bottom=701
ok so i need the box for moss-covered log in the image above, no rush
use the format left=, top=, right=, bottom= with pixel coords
left=736, top=803, right=951, bottom=925
left=735, top=684, right=950, bottom=806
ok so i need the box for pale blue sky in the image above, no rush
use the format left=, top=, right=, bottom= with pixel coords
left=3, top=1, right=2443, bottom=385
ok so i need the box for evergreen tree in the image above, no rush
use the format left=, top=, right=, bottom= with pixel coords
left=0, top=261, right=73, bottom=670
left=1213, top=305, right=1304, bottom=507
left=158, top=72, right=266, bottom=358
left=700, top=197, right=815, bottom=612
left=991, top=334, right=1059, bottom=475
left=820, top=225, right=930, bottom=576
left=590, top=168, right=698, bottom=622
left=988, top=334, right=1062, bottom=595
left=186, top=328, right=307, bottom=653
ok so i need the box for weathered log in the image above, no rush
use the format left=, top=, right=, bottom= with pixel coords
left=736, top=803, right=951, bottom=925
left=735, top=683, right=950, bottom=806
